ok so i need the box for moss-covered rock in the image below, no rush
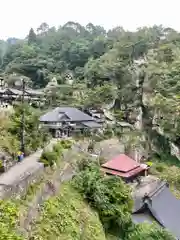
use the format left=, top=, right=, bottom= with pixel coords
left=32, top=183, right=106, bottom=240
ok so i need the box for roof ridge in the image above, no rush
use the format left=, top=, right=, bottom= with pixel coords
left=146, top=181, right=168, bottom=199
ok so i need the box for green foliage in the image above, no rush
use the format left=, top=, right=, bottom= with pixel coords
left=103, top=126, right=114, bottom=138
left=60, top=139, right=72, bottom=149
left=82, top=84, right=116, bottom=109
left=31, top=183, right=106, bottom=240
left=0, top=200, right=23, bottom=239
left=127, top=223, right=174, bottom=240
left=28, top=28, right=37, bottom=45
left=73, top=162, right=133, bottom=238
left=53, top=142, right=63, bottom=155
left=9, top=104, right=50, bottom=155
left=73, top=161, right=175, bottom=239
left=0, top=116, right=19, bottom=156
left=40, top=150, right=59, bottom=167
left=150, top=161, right=180, bottom=190
left=40, top=141, right=69, bottom=166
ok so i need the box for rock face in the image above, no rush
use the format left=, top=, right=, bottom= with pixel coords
left=94, top=138, right=125, bottom=160
left=0, top=151, right=14, bottom=171
left=127, top=59, right=149, bottom=162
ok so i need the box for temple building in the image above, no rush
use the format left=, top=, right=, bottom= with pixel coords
left=101, top=154, right=149, bottom=182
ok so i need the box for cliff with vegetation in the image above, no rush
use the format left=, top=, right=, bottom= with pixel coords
left=1, top=23, right=180, bottom=158
left=1, top=22, right=180, bottom=239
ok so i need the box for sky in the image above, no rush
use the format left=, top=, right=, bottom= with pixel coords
left=1, top=0, right=180, bottom=39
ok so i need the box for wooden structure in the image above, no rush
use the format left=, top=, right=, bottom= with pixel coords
left=101, top=154, right=149, bottom=182
left=40, top=107, right=102, bottom=138
left=0, top=88, right=45, bottom=106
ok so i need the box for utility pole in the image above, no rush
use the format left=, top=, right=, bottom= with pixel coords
left=21, top=78, right=25, bottom=154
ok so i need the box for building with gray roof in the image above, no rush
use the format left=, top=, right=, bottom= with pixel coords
left=132, top=181, right=180, bottom=239
left=39, top=107, right=102, bottom=138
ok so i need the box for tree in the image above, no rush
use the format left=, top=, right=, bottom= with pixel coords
left=28, top=28, right=36, bottom=45
left=83, top=84, right=117, bottom=109
left=37, top=22, right=49, bottom=35
left=9, top=104, right=50, bottom=154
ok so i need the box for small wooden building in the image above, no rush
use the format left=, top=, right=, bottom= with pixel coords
left=101, top=154, right=149, bottom=182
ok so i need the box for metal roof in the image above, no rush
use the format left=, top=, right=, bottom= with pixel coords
left=40, top=107, right=95, bottom=122
left=102, top=154, right=140, bottom=173
left=101, top=166, right=145, bottom=178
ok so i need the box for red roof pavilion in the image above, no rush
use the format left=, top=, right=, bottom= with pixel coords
left=101, top=154, right=147, bottom=179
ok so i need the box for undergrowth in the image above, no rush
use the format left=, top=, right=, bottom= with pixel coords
left=31, top=182, right=106, bottom=240
left=0, top=200, right=23, bottom=240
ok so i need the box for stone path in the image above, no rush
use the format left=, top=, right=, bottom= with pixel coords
left=0, top=139, right=58, bottom=197
left=0, top=150, right=43, bottom=186
left=0, top=139, right=58, bottom=186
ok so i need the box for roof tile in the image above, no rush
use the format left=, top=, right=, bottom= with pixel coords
left=102, top=154, right=140, bottom=173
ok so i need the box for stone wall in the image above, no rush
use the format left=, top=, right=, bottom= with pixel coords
left=0, top=162, right=44, bottom=199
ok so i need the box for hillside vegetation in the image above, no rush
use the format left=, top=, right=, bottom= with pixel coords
left=0, top=104, right=50, bottom=160
left=31, top=183, right=106, bottom=240
left=1, top=22, right=180, bottom=239
left=1, top=23, right=180, bottom=158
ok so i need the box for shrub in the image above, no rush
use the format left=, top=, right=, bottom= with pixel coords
left=40, top=151, right=58, bottom=167
left=0, top=200, right=23, bottom=240
left=127, top=222, right=175, bottom=240
left=103, top=127, right=113, bottom=138
left=73, top=163, right=133, bottom=238
left=73, top=162, right=175, bottom=239
left=31, top=183, right=106, bottom=240
left=60, top=139, right=72, bottom=149
left=53, top=143, right=63, bottom=156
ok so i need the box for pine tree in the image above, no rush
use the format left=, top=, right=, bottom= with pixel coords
left=28, top=28, right=36, bottom=45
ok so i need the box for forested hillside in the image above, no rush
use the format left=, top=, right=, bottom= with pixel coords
left=1, top=22, right=180, bottom=239
left=1, top=22, right=180, bottom=158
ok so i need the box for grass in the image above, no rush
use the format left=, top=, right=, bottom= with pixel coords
left=31, top=182, right=106, bottom=240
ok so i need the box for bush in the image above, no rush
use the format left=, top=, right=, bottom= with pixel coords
left=31, top=183, right=106, bottom=240
left=127, top=222, right=175, bottom=240
left=0, top=200, right=23, bottom=240
left=53, top=143, right=63, bottom=156
left=73, top=163, right=133, bottom=238
left=103, top=127, right=113, bottom=138
left=73, top=162, right=175, bottom=239
left=60, top=139, right=72, bottom=149
left=155, top=163, right=166, bottom=173
left=40, top=151, right=58, bottom=167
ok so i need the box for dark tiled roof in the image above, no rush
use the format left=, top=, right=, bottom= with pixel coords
left=132, top=211, right=154, bottom=224
left=40, top=107, right=94, bottom=122
left=82, top=121, right=101, bottom=128
left=25, top=89, right=44, bottom=95
left=147, top=183, right=180, bottom=239
left=133, top=181, right=180, bottom=239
